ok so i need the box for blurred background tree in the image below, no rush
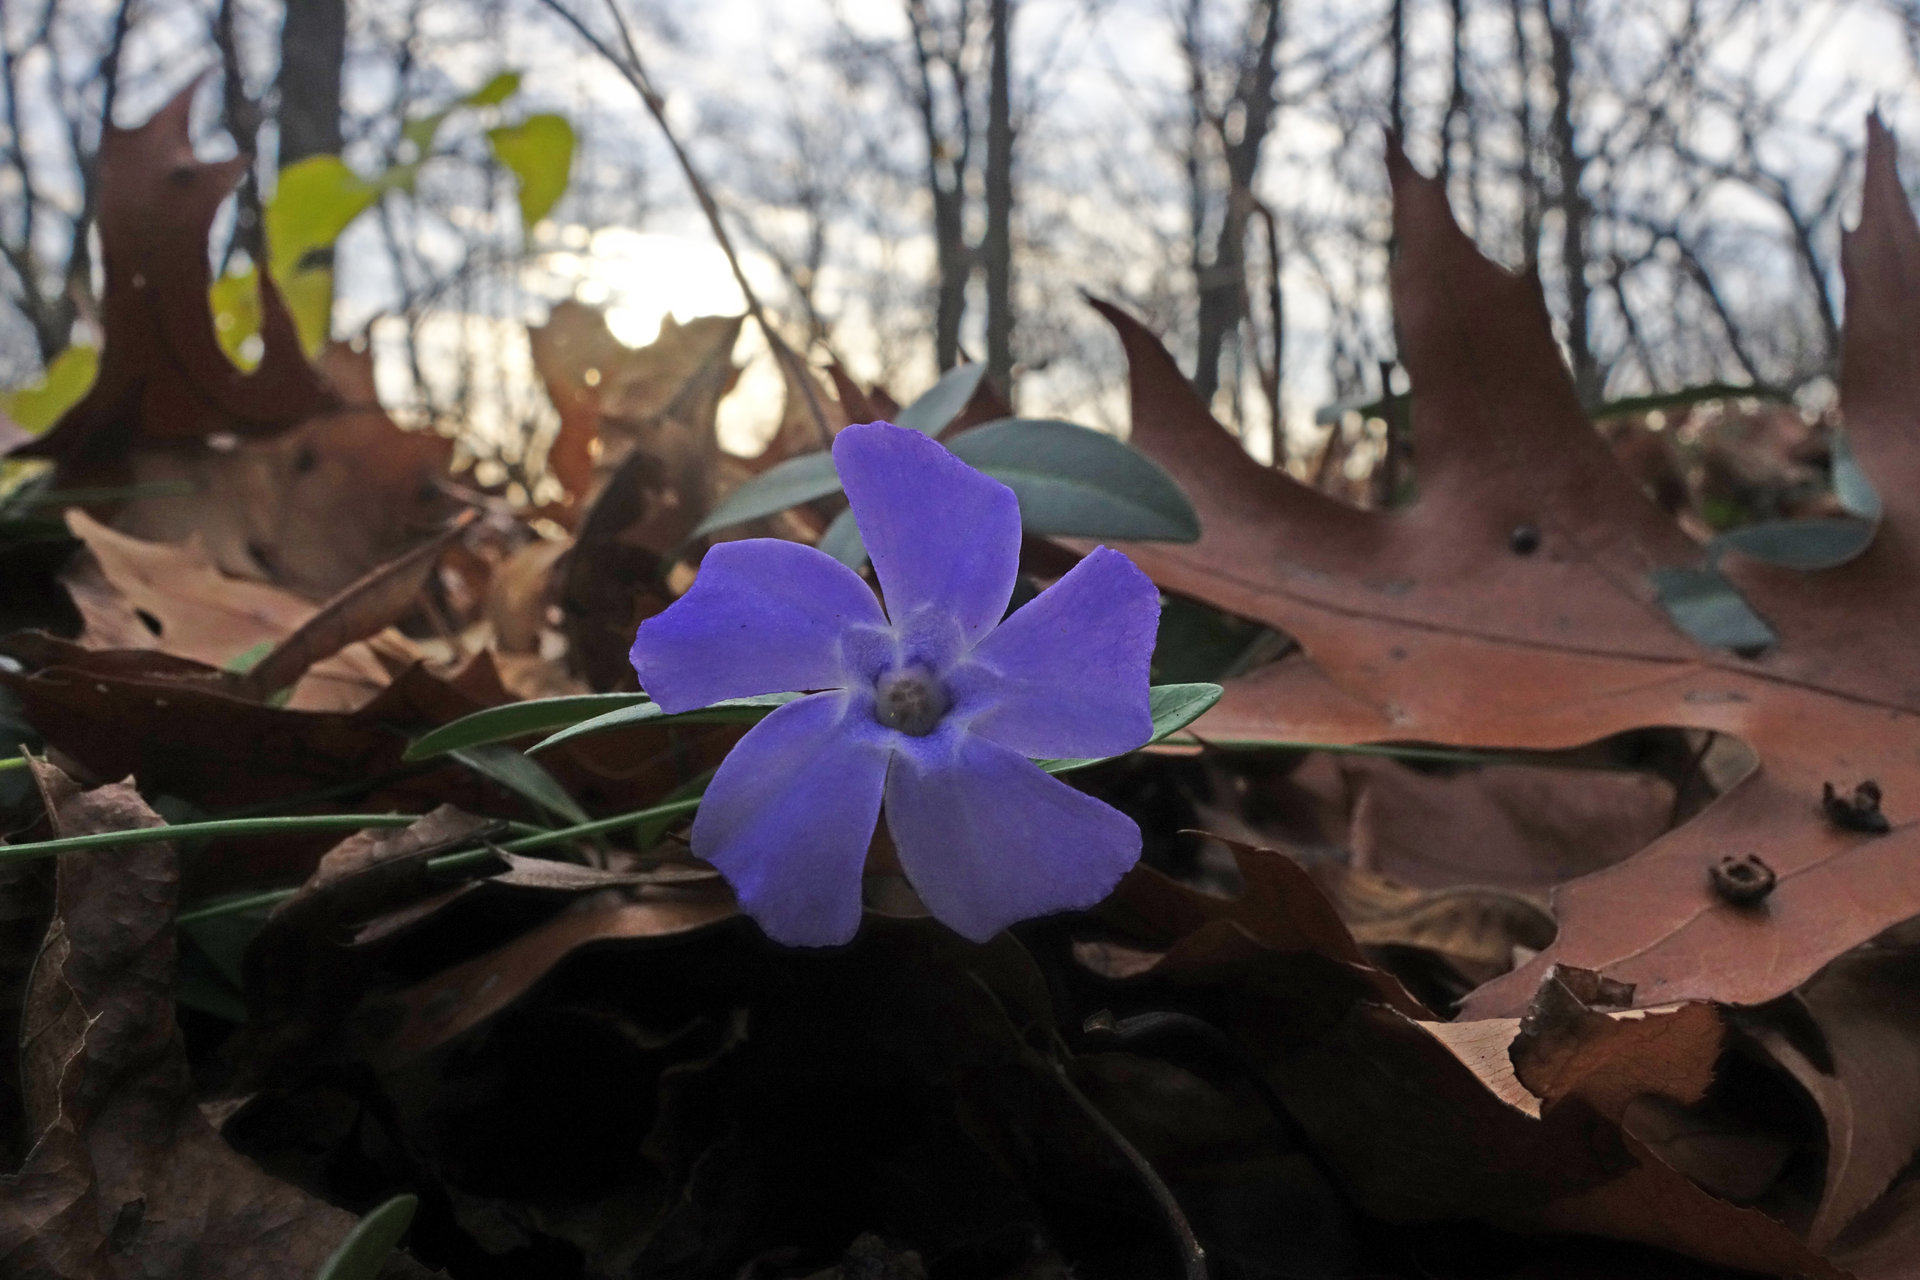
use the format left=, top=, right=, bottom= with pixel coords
left=2, top=0, right=1913, bottom=476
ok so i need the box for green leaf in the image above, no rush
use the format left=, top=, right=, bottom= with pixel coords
left=402, top=109, right=453, bottom=158
left=1037, top=682, right=1222, bottom=773
left=816, top=507, right=868, bottom=569
left=403, top=694, right=651, bottom=761
left=315, top=1194, right=418, bottom=1280
left=950, top=418, right=1201, bottom=541
left=1651, top=565, right=1777, bottom=653
left=530, top=693, right=804, bottom=754
left=893, top=363, right=984, bottom=435
left=1832, top=430, right=1881, bottom=519
left=267, top=156, right=381, bottom=279
left=452, top=743, right=591, bottom=823
left=1714, top=518, right=1873, bottom=571
left=488, top=113, right=576, bottom=230
left=528, top=685, right=1220, bottom=776
left=4, top=346, right=98, bottom=432
left=465, top=70, right=523, bottom=107
left=690, top=452, right=843, bottom=539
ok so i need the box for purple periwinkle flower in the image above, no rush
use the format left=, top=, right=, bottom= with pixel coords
left=629, top=420, right=1161, bottom=946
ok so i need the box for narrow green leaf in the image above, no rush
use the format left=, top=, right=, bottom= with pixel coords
left=893, top=363, right=984, bottom=435
left=1714, top=518, right=1873, bottom=571
left=950, top=419, right=1201, bottom=542
left=315, top=1193, right=418, bottom=1280
left=4, top=346, right=98, bottom=432
left=178, top=797, right=707, bottom=925
left=529, top=693, right=804, bottom=754
left=816, top=507, right=868, bottom=569
left=1651, top=565, right=1777, bottom=652
left=488, top=114, right=576, bottom=229
left=403, top=694, right=650, bottom=761
left=452, top=743, right=591, bottom=824
left=1038, top=682, right=1222, bottom=773
left=1832, top=430, right=1881, bottom=520
left=689, top=452, right=843, bottom=539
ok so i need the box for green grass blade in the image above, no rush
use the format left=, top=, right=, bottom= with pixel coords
left=403, top=694, right=651, bottom=761
left=528, top=692, right=803, bottom=754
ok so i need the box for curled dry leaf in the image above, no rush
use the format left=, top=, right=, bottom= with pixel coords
left=238, top=807, right=501, bottom=1084
left=374, top=881, right=738, bottom=1061
left=1747, top=948, right=1920, bottom=1250
left=528, top=301, right=743, bottom=517
left=1091, top=837, right=1430, bottom=1018
left=1100, top=119, right=1920, bottom=1017
left=0, top=762, right=365, bottom=1277
left=1084, top=845, right=1837, bottom=1274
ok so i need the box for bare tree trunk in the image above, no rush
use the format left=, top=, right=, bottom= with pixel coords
left=907, top=0, right=973, bottom=373
left=278, top=0, right=347, bottom=168
left=984, top=0, right=1014, bottom=395
left=1193, top=0, right=1282, bottom=405
left=1389, top=0, right=1407, bottom=138
left=1545, top=0, right=1600, bottom=404
left=1442, top=0, right=1466, bottom=186
left=1509, top=0, right=1541, bottom=257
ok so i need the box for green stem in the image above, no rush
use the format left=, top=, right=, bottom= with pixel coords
left=0, top=813, right=428, bottom=863
left=176, top=797, right=705, bottom=925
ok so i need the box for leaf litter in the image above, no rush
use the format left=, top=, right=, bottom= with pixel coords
left=6, top=85, right=1920, bottom=1280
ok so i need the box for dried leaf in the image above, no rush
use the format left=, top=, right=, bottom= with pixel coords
left=9, top=82, right=332, bottom=469
left=233, top=512, right=470, bottom=700
left=1099, top=124, right=1920, bottom=1017
left=0, top=764, right=358, bottom=1276
left=1749, top=948, right=1920, bottom=1249
left=61, top=510, right=393, bottom=711
left=375, top=883, right=738, bottom=1060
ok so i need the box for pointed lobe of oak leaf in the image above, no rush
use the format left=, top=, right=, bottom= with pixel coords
left=1097, top=124, right=1920, bottom=1019
left=13, top=80, right=333, bottom=469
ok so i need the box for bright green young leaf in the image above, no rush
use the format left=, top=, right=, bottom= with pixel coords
left=465, top=70, right=523, bottom=107
left=3, top=346, right=98, bottom=432
left=267, top=156, right=381, bottom=279
left=315, top=1194, right=418, bottom=1280
left=691, top=452, right=844, bottom=540
left=894, top=363, right=984, bottom=435
left=489, top=113, right=576, bottom=230
left=950, top=418, right=1201, bottom=542
left=403, top=694, right=651, bottom=761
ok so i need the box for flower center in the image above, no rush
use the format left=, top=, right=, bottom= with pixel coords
left=872, top=665, right=950, bottom=737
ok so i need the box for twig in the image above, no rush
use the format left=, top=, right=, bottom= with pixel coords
left=534, top=0, right=834, bottom=449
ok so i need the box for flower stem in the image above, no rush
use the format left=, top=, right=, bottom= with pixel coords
left=175, top=797, right=705, bottom=925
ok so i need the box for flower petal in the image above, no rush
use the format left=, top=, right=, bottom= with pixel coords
left=629, top=538, right=886, bottom=713
left=693, top=691, right=891, bottom=946
left=884, top=730, right=1141, bottom=942
left=953, top=546, right=1160, bottom=758
left=833, top=421, right=1020, bottom=645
